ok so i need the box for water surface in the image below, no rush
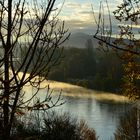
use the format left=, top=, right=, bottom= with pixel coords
left=23, top=81, right=130, bottom=140
left=56, top=95, right=129, bottom=140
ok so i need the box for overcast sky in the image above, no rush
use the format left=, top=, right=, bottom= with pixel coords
left=54, top=0, right=123, bottom=34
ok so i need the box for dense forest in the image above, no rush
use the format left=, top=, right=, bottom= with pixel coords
left=13, top=38, right=139, bottom=94
left=48, top=40, right=124, bottom=93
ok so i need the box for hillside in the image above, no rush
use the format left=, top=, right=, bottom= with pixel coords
left=63, top=32, right=99, bottom=48
left=62, top=32, right=134, bottom=51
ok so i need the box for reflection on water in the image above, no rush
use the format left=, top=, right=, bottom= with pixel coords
left=56, top=96, right=130, bottom=140
left=23, top=82, right=130, bottom=140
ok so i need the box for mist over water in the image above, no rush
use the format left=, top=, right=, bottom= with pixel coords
left=55, top=96, right=129, bottom=140
left=23, top=81, right=131, bottom=140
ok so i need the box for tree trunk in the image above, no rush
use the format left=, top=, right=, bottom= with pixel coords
left=3, top=0, right=12, bottom=139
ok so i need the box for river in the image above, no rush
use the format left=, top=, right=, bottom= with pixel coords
left=56, top=96, right=129, bottom=140
left=23, top=81, right=131, bottom=140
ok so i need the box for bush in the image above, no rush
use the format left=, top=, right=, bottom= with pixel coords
left=115, top=107, right=140, bottom=140
left=10, top=111, right=97, bottom=140
left=42, top=112, right=97, bottom=140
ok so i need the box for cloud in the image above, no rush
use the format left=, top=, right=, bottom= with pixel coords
left=65, top=2, right=81, bottom=9
left=55, top=0, right=125, bottom=33
left=55, top=2, right=95, bottom=32
left=92, top=0, right=123, bottom=13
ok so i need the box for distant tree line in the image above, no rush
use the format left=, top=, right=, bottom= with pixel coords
left=15, top=39, right=138, bottom=94
left=94, top=0, right=140, bottom=99
left=48, top=40, right=125, bottom=93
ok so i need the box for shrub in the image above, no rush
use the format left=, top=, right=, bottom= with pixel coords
left=41, top=111, right=97, bottom=140
left=11, top=111, right=96, bottom=140
left=115, top=107, right=140, bottom=140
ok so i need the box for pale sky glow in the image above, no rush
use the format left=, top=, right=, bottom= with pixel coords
left=12, top=0, right=140, bottom=34
left=58, top=2, right=92, bottom=21
left=54, top=0, right=124, bottom=33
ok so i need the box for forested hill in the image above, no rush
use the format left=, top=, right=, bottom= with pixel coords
left=48, top=46, right=124, bottom=93
left=63, top=32, right=95, bottom=48
left=63, top=32, right=104, bottom=48
left=12, top=32, right=138, bottom=94
left=46, top=33, right=124, bottom=93
left=62, top=32, right=130, bottom=49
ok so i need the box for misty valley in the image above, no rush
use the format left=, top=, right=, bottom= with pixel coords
left=0, top=0, right=140, bottom=139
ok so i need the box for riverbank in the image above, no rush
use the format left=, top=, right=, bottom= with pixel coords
left=46, top=81, right=130, bottom=103
left=18, top=72, right=130, bottom=103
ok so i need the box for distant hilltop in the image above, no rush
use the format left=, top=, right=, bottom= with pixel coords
left=62, top=32, right=118, bottom=49
left=62, top=32, right=97, bottom=48
left=62, top=32, right=138, bottom=50
left=0, top=32, right=135, bottom=50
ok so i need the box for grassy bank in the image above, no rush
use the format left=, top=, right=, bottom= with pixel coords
left=18, top=72, right=130, bottom=103
left=47, top=81, right=130, bottom=103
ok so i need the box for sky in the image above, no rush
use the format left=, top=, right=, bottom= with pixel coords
left=11, top=0, right=140, bottom=36
left=54, top=0, right=123, bottom=34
